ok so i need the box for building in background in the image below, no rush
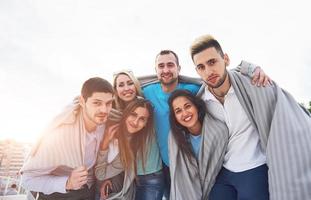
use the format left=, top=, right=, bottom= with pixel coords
left=0, top=139, right=32, bottom=196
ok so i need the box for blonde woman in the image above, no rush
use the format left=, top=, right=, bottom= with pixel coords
left=95, top=70, right=163, bottom=200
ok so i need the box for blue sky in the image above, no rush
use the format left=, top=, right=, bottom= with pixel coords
left=1, top=0, right=310, bottom=142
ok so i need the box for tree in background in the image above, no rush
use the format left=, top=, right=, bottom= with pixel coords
left=299, top=102, right=311, bottom=115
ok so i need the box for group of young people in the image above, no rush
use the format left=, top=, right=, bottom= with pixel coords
left=20, top=34, right=311, bottom=200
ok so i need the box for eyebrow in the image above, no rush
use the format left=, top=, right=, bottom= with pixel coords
left=208, top=58, right=217, bottom=63
left=92, top=99, right=102, bottom=102
left=131, top=111, right=138, bottom=115
left=174, top=107, right=181, bottom=111
left=92, top=98, right=113, bottom=102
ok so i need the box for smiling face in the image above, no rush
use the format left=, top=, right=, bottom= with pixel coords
left=125, top=106, right=150, bottom=134
left=155, top=53, right=180, bottom=87
left=115, top=74, right=137, bottom=102
left=172, top=96, right=201, bottom=134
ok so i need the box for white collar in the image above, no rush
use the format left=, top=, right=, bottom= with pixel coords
left=203, top=86, right=234, bottom=102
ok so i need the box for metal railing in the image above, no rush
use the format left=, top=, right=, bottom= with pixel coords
left=0, top=176, right=23, bottom=195
left=0, top=176, right=36, bottom=200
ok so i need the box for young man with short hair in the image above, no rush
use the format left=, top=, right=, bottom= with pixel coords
left=142, top=49, right=271, bottom=199
left=21, top=77, right=114, bottom=200
left=191, top=34, right=311, bottom=200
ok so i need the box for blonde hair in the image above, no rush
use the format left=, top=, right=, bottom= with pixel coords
left=112, top=70, right=143, bottom=110
left=190, top=34, right=224, bottom=60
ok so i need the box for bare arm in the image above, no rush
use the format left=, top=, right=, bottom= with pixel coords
left=95, top=124, right=123, bottom=180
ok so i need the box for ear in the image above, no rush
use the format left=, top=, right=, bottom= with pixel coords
left=79, top=95, right=85, bottom=107
left=178, top=65, right=181, bottom=72
left=224, top=53, right=230, bottom=67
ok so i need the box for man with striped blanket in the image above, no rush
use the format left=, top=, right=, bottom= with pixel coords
left=173, top=34, right=311, bottom=200
left=21, top=77, right=114, bottom=200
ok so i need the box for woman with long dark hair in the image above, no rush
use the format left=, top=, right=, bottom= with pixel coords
left=169, top=89, right=206, bottom=162
left=168, top=89, right=229, bottom=200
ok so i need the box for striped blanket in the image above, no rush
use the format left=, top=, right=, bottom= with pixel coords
left=169, top=70, right=311, bottom=200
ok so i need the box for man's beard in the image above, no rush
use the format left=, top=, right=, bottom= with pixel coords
left=206, top=69, right=228, bottom=89
left=160, top=76, right=178, bottom=86
left=84, top=108, right=106, bottom=126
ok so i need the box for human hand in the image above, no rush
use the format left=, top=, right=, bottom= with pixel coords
left=101, top=124, right=119, bottom=150
left=251, top=67, right=272, bottom=87
left=65, top=166, right=88, bottom=190
left=100, top=179, right=112, bottom=200
left=71, top=96, right=81, bottom=114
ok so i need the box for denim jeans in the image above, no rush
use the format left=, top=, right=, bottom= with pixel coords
left=135, top=169, right=165, bottom=200
left=209, top=164, right=269, bottom=200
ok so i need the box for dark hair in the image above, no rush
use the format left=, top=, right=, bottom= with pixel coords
left=168, top=89, right=206, bottom=162
left=81, top=77, right=113, bottom=101
left=155, top=50, right=180, bottom=66
left=116, top=98, right=154, bottom=174
left=190, top=35, right=224, bottom=60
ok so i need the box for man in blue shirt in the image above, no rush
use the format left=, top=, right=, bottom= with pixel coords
left=143, top=50, right=200, bottom=167
left=142, top=50, right=201, bottom=198
left=142, top=50, right=270, bottom=199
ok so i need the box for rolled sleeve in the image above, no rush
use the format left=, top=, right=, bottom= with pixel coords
left=22, top=173, right=69, bottom=195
